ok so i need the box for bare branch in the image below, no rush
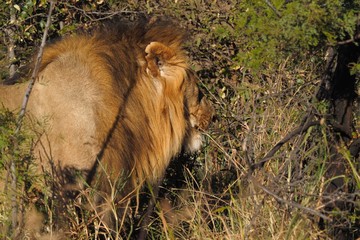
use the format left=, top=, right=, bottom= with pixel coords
left=5, top=3, right=17, bottom=78
left=10, top=0, right=55, bottom=233
left=63, top=2, right=143, bottom=22
left=253, top=120, right=320, bottom=169
left=264, top=0, right=282, bottom=18
left=15, top=0, right=55, bottom=132
left=336, top=33, right=360, bottom=45
left=248, top=175, right=332, bottom=221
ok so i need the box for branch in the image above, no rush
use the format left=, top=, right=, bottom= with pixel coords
left=327, top=119, right=352, bottom=139
left=5, top=2, right=17, bottom=78
left=264, top=0, right=281, bottom=18
left=15, top=0, right=55, bottom=132
left=248, top=175, right=331, bottom=221
left=253, top=120, right=319, bottom=169
left=349, top=138, right=360, bottom=158
left=336, top=33, right=360, bottom=45
left=9, top=0, right=55, bottom=233
left=63, top=2, right=142, bottom=22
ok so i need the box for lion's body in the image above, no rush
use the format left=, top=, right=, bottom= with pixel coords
left=0, top=19, right=212, bottom=233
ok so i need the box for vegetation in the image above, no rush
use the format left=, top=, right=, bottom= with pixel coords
left=0, top=0, right=359, bottom=239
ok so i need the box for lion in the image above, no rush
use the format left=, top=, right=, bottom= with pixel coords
left=0, top=18, right=213, bottom=237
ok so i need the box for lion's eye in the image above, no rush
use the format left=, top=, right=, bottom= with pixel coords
left=155, top=56, right=163, bottom=67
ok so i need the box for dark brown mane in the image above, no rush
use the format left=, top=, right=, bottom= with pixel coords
left=95, top=17, right=187, bottom=48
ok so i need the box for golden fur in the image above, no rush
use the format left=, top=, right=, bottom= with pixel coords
left=0, top=18, right=213, bottom=232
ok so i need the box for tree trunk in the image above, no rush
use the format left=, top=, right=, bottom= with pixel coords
left=316, top=35, right=360, bottom=239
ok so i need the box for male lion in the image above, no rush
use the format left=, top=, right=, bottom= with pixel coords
left=0, top=18, right=213, bottom=237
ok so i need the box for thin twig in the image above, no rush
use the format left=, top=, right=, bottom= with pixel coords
left=264, top=0, right=282, bottom=18
left=253, top=120, right=319, bottom=169
left=248, top=175, right=331, bottom=221
left=252, top=113, right=356, bottom=170
left=5, top=5, right=16, bottom=78
left=63, top=3, right=143, bottom=22
left=15, top=1, right=55, bottom=132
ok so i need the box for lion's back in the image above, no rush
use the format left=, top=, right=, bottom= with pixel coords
left=30, top=39, right=110, bottom=171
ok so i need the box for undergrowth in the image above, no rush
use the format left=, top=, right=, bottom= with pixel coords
left=1, top=58, right=351, bottom=239
left=1, top=0, right=359, bottom=239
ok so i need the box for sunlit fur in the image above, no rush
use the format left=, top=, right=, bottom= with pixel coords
left=0, top=18, right=213, bottom=231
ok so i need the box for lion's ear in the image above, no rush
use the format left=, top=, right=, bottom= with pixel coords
left=145, top=42, right=175, bottom=78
